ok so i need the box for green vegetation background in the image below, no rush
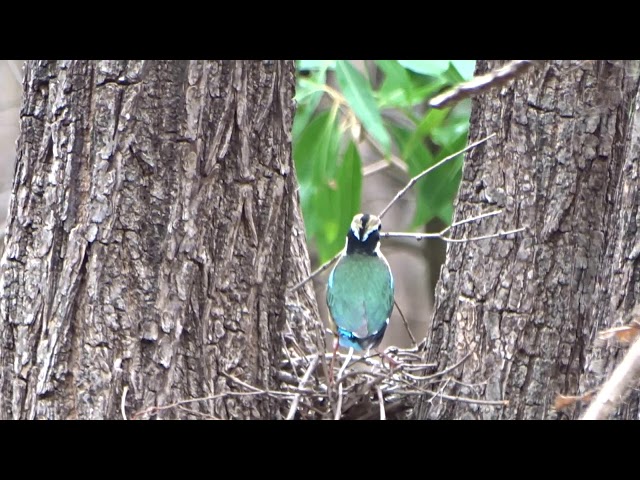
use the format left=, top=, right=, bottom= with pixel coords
left=293, top=60, right=476, bottom=263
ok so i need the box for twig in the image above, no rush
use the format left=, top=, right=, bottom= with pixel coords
left=281, top=333, right=303, bottom=381
left=222, top=372, right=292, bottom=397
left=581, top=335, right=640, bottom=420
left=133, top=391, right=279, bottom=419
left=121, top=385, right=129, bottom=420
left=441, top=227, right=526, bottom=243
left=377, top=133, right=496, bottom=219
left=394, top=387, right=509, bottom=406
left=287, top=250, right=342, bottom=293
left=451, top=209, right=503, bottom=228
left=420, top=351, right=473, bottom=382
left=429, top=60, right=537, bottom=109
left=288, top=135, right=496, bottom=294
left=334, top=347, right=354, bottom=420
left=377, top=386, right=386, bottom=420
left=364, top=130, right=409, bottom=173
left=363, top=159, right=391, bottom=177
left=286, top=354, right=320, bottom=420
left=394, top=299, right=416, bottom=346
left=380, top=209, right=524, bottom=243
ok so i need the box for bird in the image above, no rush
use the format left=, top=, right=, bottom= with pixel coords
left=326, top=213, right=395, bottom=379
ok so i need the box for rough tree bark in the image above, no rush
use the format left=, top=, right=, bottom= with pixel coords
left=0, top=60, right=321, bottom=419
left=413, top=60, right=640, bottom=420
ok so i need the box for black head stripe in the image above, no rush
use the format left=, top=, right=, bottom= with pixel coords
left=359, top=213, right=370, bottom=240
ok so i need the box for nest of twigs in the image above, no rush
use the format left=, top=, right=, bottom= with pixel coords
left=277, top=341, right=473, bottom=420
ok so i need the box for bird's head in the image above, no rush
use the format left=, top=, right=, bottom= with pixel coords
left=346, top=213, right=382, bottom=255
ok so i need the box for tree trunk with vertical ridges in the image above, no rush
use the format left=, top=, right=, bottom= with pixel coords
left=413, top=60, right=640, bottom=420
left=0, top=60, right=321, bottom=419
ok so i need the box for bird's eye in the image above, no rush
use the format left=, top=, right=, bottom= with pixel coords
left=378, top=224, right=382, bottom=231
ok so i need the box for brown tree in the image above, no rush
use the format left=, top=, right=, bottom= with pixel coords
left=413, top=60, right=640, bottom=420
left=0, top=60, right=320, bottom=419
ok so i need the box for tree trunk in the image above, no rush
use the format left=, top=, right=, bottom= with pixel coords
left=413, top=60, right=640, bottom=420
left=0, top=60, right=321, bottom=419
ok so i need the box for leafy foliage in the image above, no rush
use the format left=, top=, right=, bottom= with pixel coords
left=293, top=60, right=476, bottom=263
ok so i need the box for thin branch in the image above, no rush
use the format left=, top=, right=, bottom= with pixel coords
left=429, top=60, right=537, bottom=109
left=581, top=335, right=640, bottom=420
left=133, top=391, right=276, bottom=419
left=281, top=333, right=303, bottom=382
left=222, top=372, right=293, bottom=397
left=377, top=386, right=386, bottom=420
left=334, top=347, right=354, bottom=420
left=451, top=209, right=504, bottom=228
left=121, top=386, right=129, bottom=420
left=286, top=354, right=320, bottom=420
left=380, top=209, right=507, bottom=241
left=394, top=299, right=416, bottom=346
left=382, top=227, right=525, bottom=243
left=364, top=130, right=409, bottom=173
left=441, top=227, right=526, bottom=243
left=287, top=250, right=342, bottom=293
left=394, top=388, right=509, bottom=406
left=289, top=136, right=497, bottom=294
left=363, top=159, right=391, bottom=177
left=421, top=351, right=473, bottom=382
left=377, top=133, right=496, bottom=219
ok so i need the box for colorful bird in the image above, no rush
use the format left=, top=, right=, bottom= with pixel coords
left=326, top=213, right=395, bottom=376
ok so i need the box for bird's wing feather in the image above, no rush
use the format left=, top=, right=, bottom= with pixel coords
left=326, top=254, right=394, bottom=340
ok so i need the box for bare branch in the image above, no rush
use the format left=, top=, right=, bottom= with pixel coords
left=121, top=386, right=129, bottom=420
left=377, top=386, right=386, bottom=420
left=334, top=347, right=354, bottom=420
left=287, top=250, right=342, bottom=294
left=394, top=299, right=416, bottom=346
left=381, top=209, right=525, bottom=244
left=429, top=60, right=537, bottom=109
left=581, top=336, right=640, bottom=420
left=441, top=227, right=526, bottom=243
left=286, top=354, right=320, bottom=420
left=394, top=387, right=509, bottom=406
left=377, top=133, right=496, bottom=219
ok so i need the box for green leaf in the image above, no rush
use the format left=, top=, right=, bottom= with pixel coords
left=402, top=108, right=451, bottom=160
left=293, top=88, right=323, bottom=140
left=391, top=125, right=465, bottom=228
left=335, top=60, right=391, bottom=154
left=398, top=60, right=451, bottom=77
left=337, top=141, right=362, bottom=242
left=294, top=76, right=325, bottom=103
left=375, top=60, right=414, bottom=108
left=314, top=141, right=362, bottom=263
left=450, top=60, right=476, bottom=80
left=314, top=183, right=341, bottom=262
left=293, top=109, right=341, bottom=239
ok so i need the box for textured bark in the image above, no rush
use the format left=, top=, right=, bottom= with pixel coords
left=0, top=60, right=320, bottom=419
left=413, top=60, right=640, bottom=420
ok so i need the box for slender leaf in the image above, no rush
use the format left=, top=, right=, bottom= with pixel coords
left=337, top=141, right=362, bottom=242
left=375, top=60, right=413, bottom=108
left=336, top=60, right=391, bottom=154
left=293, top=109, right=341, bottom=239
